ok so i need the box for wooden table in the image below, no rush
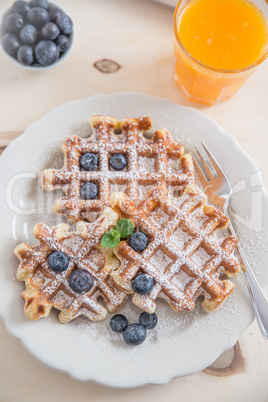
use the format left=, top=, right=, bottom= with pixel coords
left=0, top=0, right=268, bottom=400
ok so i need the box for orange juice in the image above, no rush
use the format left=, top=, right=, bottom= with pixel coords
left=173, top=0, right=268, bottom=105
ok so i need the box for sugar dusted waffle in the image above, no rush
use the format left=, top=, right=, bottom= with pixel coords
left=110, top=185, right=240, bottom=313
left=15, top=208, right=127, bottom=323
left=41, top=115, right=194, bottom=223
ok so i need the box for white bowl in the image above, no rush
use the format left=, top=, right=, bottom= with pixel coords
left=0, top=1, right=75, bottom=70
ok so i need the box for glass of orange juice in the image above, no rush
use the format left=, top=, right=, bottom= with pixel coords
left=173, top=0, right=268, bottom=105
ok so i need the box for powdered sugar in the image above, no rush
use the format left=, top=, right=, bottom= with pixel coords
left=52, top=290, right=74, bottom=309
left=41, top=116, right=194, bottom=222
left=150, top=249, right=173, bottom=271
left=138, top=156, right=155, bottom=172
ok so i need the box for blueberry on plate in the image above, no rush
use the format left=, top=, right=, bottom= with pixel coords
left=139, top=311, right=158, bottom=329
left=55, top=13, right=73, bottom=35
left=80, top=182, right=98, bottom=200
left=20, top=24, right=37, bottom=45
left=48, top=251, right=69, bottom=273
left=80, top=153, right=98, bottom=171
left=110, top=153, right=127, bottom=170
left=110, top=314, right=128, bottom=333
left=41, top=22, right=60, bottom=40
left=123, top=323, right=147, bottom=346
left=2, top=33, right=20, bottom=56
left=17, top=45, right=34, bottom=65
left=12, top=1, right=31, bottom=17
left=5, top=12, right=25, bottom=34
left=35, top=40, right=59, bottom=66
left=56, top=34, right=70, bottom=53
left=69, top=269, right=94, bottom=294
left=48, top=7, right=62, bottom=22
left=132, top=273, right=154, bottom=295
left=27, top=7, right=50, bottom=28
left=31, top=0, right=49, bottom=9
left=129, top=232, right=148, bottom=252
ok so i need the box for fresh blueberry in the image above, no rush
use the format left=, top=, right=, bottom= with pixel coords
left=132, top=273, right=154, bottom=295
left=31, top=0, right=49, bottom=9
left=48, top=251, right=69, bottom=273
left=35, top=40, right=59, bottom=66
left=11, top=1, right=31, bottom=17
left=2, top=33, right=20, bottom=56
left=139, top=312, right=158, bottom=329
left=110, top=154, right=127, bottom=170
left=110, top=314, right=128, bottom=333
left=56, top=34, right=70, bottom=53
left=129, top=232, right=148, bottom=252
left=55, top=13, right=73, bottom=35
left=69, top=269, right=94, bottom=294
left=5, top=12, right=25, bottom=34
left=123, top=323, right=147, bottom=346
left=20, top=24, right=37, bottom=44
left=80, top=183, right=98, bottom=199
left=41, top=22, right=60, bottom=40
left=17, top=45, right=34, bottom=65
left=48, top=7, right=62, bottom=22
left=27, top=7, right=50, bottom=28
left=80, top=153, right=98, bottom=171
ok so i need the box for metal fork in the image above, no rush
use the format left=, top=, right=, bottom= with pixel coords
left=193, top=142, right=268, bottom=339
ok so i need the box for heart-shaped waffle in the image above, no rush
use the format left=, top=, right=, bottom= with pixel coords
left=110, top=185, right=240, bottom=313
left=15, top=207, right=127, bottom=323
left=41, top=115, right=194, bottom=222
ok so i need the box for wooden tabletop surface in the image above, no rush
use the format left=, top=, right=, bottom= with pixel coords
left=0, top=0, right=268, bottom=400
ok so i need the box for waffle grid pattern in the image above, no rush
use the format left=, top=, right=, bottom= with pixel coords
left=41, top=116, right=194, bottom=222
left=111, top=185, right=240, bottom=313
left=15, top=208, right=127, bottom=323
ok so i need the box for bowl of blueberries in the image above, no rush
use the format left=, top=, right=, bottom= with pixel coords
left=1, top=0, right=74, bottom=69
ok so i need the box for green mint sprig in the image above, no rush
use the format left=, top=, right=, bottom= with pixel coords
left=101, top=219, right=134, bottom=248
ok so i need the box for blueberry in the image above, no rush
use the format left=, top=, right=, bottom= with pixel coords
left=80, top=183, right=98, bottom=200
left=2, top=33, right=20, bottom=56
left=48, top=7, right=62, bottom=22
left=110, top=314, right=128, bottom=333
left=41, top=22, right=60, bottom=40
left=20, top=24, right=37, bottom=44
left=17, top=45, right=34, bottom=65
left=11, top=1, right=31, bottom=16
left=31, top=0, right=49, bottom=10
left=123, top=323, right=147, bottom=346
left=48, top=251, right=69, bottom=273
left=27, top=7, right=50, bottom=28
left=56, top=34, right=70, bottom=53
left=80, top=153, right=98, bottom=171
left=55, top=13, right=73, bottom=35
left=35, top=40, right=59, bottom=66
left=129, top=232, right=148, bottom=252
left=69, top=269, right=94, bottom=294
left=31, top=0, right=49, bottom=9
left=110, top=154, right=127, bottom=170
left=132, top=273, right=154, bottom=295
left=5, top=12, right=25, bottom=34
left=139, top=312, right=158, bottom=329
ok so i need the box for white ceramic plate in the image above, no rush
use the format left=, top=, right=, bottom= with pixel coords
left=0, top=93, right=267, bottom=388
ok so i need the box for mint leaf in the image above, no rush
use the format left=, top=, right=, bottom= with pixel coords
left=101, top=229, right=120, bottom=248
left=114, top=219, right=134, bottom=238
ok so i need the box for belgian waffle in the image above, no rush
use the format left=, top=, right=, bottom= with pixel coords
left=110, top=185, right=240, bottom=313
left=41, top=115, right=194, bottom=222
left=15, top=208, right=128, bottom=323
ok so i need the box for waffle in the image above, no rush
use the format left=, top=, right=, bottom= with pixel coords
left=15, top=208, right=128, bottom=323
left=110, top=185, right=240, bottom=313
left=41, top=115, right=194, bottom=223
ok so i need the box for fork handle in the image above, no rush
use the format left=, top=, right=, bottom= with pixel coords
left=228, top=221, right=268, bottom=339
